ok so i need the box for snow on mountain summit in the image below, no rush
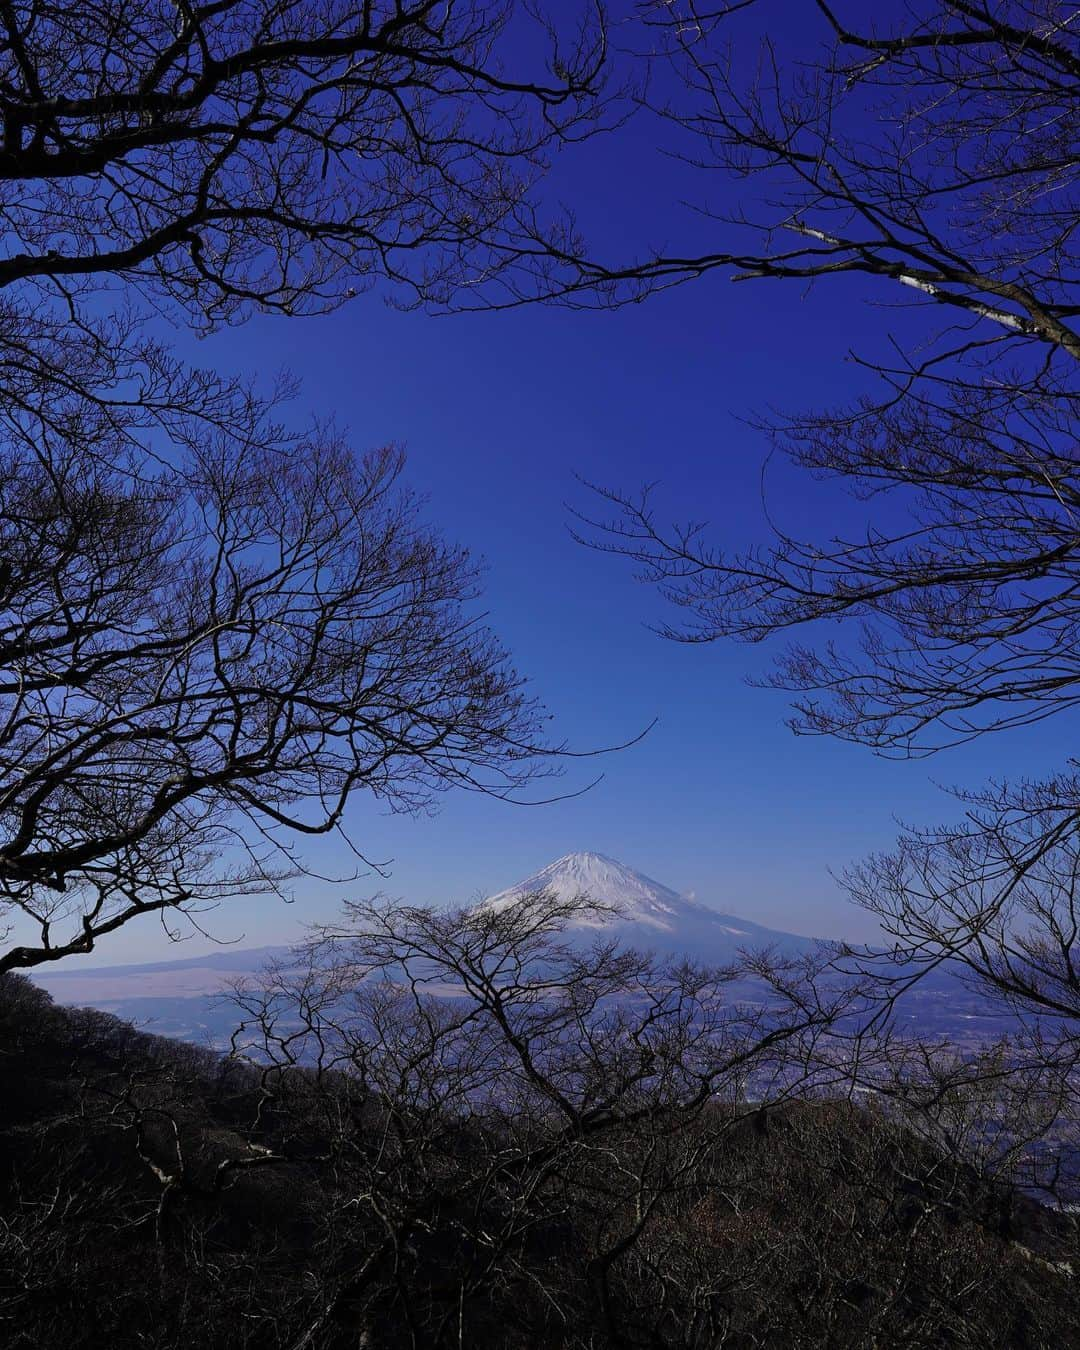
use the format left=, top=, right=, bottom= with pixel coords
left=481, top=851, right=807, bottom=957
left=484, top=850, right=712, bottom=931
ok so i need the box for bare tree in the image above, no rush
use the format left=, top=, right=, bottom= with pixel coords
left=226, top=889, right=838, bottom=1346
left=565, top=3, right=1080, bottom=1158
left=214, top=890, right=1080, bottom=1347
left=539, top=2, right=1078, bottom=337
left=0, top=1, right=628, bottom=972
left=4, top=919, right=1076, bottom=1349
left=0, top=0, right=607, bottom=325
left=0, top=411, right=559, bottom=973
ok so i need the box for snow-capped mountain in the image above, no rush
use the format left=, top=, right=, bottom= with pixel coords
left=483, top=851, right=817, bottom=960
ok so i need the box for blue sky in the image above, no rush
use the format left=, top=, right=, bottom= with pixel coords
left=67, top=16, right=1073, bottom=963
left=125, top=269, right=1067, bottom=963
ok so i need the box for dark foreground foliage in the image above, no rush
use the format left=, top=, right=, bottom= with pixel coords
left=1, top=973, right=1078, bottom=1350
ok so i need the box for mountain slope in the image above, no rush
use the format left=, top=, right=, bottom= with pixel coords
left=483, top=851, right=818, bottom=961
left=480, top=853, right=1025, bottom=1045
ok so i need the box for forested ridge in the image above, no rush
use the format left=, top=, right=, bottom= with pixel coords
left=2, top=961, right=1078, bottom=1349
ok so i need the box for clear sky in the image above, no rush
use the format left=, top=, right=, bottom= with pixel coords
left=62, top=14, right=1073, bottom=964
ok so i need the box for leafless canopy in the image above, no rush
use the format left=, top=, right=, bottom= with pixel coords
left=0, top=0, right=620, bottom=972
left=569, top=3, right=1080, bottom=1086
left=226, top=889, right=839, bottom=1344
left=573, top=1, right=1078, bottom=746
left=0, top=0, right=607, bottom=324
left=0, top=385, right=555, bottom=973
left=550, top=1, right=1079, bottom=340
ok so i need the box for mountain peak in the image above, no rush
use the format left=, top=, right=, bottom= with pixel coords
left=482, top=852, right=817, bottom=957
left=484, top=850, right=708, bottom=932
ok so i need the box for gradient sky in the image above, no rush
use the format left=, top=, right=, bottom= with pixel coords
left=58, top=13, right=1071, bottom=964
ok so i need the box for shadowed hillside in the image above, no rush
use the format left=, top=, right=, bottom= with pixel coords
left=4, top=965, right=1079, bottom=1350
